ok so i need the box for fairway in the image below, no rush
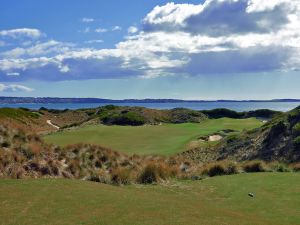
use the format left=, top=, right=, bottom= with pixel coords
left=44, top=118, right=262, bottom=155
left=0, top=173, right=299, bottom=225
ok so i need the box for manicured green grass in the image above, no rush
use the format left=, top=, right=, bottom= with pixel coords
left=44, top=118, right=262, bottom=155
left=0, top=173, right=299, bottom=225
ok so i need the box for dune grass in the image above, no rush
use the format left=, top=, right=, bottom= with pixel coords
left=44, top=118, right=262, bottom=155
left=0, top=173, right=299, bottom=225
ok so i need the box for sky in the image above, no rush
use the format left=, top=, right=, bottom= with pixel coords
left=0, top=0, right=300, bottom=100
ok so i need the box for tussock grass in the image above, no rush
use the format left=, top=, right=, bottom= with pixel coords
left=242, top=160, right=268, bottom=173
left=1, top=123, right=300, bottom=186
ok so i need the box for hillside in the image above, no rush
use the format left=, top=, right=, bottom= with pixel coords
left=0, top=106, right=209, bottom=132
left=0, top=106, right=280, bottom=133
left=184, top=106, right=300, bottom=163
left=0, top=123, right=200, bottom=183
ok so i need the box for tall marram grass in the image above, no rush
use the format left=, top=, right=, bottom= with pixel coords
left=242, top=160, right=268, bottom=172
left=201, top=161, right=239, bottom=177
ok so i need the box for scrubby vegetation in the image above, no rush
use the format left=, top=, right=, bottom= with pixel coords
left=200, top=108, right=280, bottom=119
left=185, top=106, right=300, bottom=163
left=1, top=123, right=299, bottom=185
left=101, top=111, right=146, bottom=126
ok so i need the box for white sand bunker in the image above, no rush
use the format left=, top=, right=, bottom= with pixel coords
left=208, top=135, right=223, bottom=142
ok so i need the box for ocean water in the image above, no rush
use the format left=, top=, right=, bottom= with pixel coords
left=0, top=102, right=299, bottom=112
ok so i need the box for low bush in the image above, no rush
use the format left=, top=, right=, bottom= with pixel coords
left=111, top=167, right=132, bottom=185
left=137, top=162, right=175, bottom=184
left=291, top=163, right=300, bottom=172
left=201, top=108, right=242, bottom=119
left=242, top=161, right=268, bottom=173
left=269, top=162, right=291, bottom=172
left=226, top=134, right=239, bottom=144
left=292, top=123, right=300, bottom=136
left=102, top=111, right=145, bottom=126
left=293, top=136, right=300, bottom=150
left=138, top=163, right=159, bottom=184
left=202, top=161, right=238, bottom=177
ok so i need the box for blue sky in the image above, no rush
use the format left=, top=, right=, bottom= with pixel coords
left=0, top=0, right=299, bottom=99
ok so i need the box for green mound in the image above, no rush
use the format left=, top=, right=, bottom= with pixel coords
left=0, top=108, right=40, bottom=121
left=0, top=173, right=299, bottom=225
left=187, top=105, right=300, bottom=163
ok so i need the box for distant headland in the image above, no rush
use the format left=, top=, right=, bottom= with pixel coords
left=0, top=97, right=300, bottom=104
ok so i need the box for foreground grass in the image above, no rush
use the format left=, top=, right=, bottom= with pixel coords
left=0, top=173, right=299, bottom=225
left=44, top=118, right=262, bottom=155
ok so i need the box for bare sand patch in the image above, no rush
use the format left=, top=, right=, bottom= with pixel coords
left=208, top=135, right=223, bottom=142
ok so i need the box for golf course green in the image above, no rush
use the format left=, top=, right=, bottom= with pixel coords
left=44, top=118, right=262, bottom=155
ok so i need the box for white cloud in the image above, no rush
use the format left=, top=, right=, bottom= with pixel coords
left=6, top=72, right=20, bottom=76
left=0, top=83, right=33, bottom=92
left=0, top=28, right=42, bottom=39
left=1, top=40, right=74, bottom=58
left=85, top=40, right=104, bottom=44
left=95, top=28, right=108, bottom=33
left=79, top=27, right=91, bottom=33
left=0, top=0, right=300, bottom=81
left=246, top=0, right=291, bottom=13
left=81, top=17, right=95, bottom=23
left=112, top=26, right=122, bottom=31
left=128, top=26, right=138, bottom=34
left=144, top=2, right=203, bottom=26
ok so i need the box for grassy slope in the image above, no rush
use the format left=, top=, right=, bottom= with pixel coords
left=44, top=118, right=262, bottom=155
left=0, top=173, right=299, bottom=225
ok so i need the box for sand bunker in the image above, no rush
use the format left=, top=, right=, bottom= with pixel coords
left=208, top=135, right=223, bottom=142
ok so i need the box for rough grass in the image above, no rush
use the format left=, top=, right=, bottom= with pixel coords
left=0, top=173, right=299, bottom=225
left=44, top=118, right=262, bottom=155
left=0, top=108, right=39, bottom=120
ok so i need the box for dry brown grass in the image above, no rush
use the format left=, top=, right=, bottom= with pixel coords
left=242, top=160, right=269, bottom=172
left=291, top=162, right=300, bottom=172
left=1, top=123, right=299, bottom=186
left=201, top=161, right=239, bottom=177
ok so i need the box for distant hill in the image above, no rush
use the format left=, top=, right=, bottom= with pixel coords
left=1, top=96, right=300, bottom=104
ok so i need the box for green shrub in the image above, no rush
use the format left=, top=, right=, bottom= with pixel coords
left=201, top=108, right=242, bottom=119
left=226, top=134, right=239, bottom=144
left=243, top=161, right=268, bottom=173
left=270, top=162, right=291, bottom=172
left=170, top=108, right=207, bottom=123
left=288, top=110, right=300, bottom=126
left=104, top=105, right=118, bottom=110
left=292, top=123, right=300, bottom=136
left=294, top=136, right=300, bottom=150
left=102, top=111, right=145, bottom=126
